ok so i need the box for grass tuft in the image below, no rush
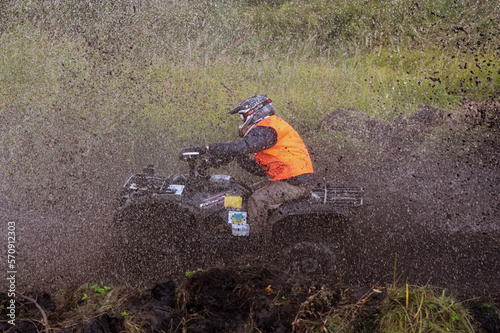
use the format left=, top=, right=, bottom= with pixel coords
left=378, top=285, right=476, bottom=332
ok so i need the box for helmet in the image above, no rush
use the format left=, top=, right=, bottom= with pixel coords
left=229, top=95, right=275, bottom=137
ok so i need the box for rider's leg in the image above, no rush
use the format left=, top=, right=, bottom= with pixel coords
left=248, top=181, right=312, bottom=234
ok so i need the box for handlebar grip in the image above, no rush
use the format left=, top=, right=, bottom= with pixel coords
left=179, top=146, right=208, bottom=161
left=180, top=146, right=207, bottom=155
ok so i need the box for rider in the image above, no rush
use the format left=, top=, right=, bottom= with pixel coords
left=206, top=95, right=314, bottom=234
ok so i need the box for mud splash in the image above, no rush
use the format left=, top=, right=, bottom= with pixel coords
left=0, top=101, right=499, bottom=331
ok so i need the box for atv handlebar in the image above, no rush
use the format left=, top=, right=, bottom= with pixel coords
left=179, top=146, right=208, bottom=160
left=179, top=147, right=233, bottom=178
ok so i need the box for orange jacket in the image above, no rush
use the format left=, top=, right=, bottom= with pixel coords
left=252, top=115, right=314, bottom=181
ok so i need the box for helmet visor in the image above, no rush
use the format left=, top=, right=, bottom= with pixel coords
left=239, top=110, right=250, bottom=122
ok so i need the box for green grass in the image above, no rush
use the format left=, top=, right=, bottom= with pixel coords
left=377, top=285, right=476, bottom=332
left=54, top=283, right=145, bottom=332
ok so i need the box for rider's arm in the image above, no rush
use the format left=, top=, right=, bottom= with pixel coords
left=235, top=155, right=267, bottom=176
left=208, top=126, right=277, bottom=157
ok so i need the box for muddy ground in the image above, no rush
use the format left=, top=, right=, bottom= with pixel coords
left=0, top=101, right=499, bottom=331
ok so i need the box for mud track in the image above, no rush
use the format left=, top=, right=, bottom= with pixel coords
left=1, top=102, right=499, bottom=300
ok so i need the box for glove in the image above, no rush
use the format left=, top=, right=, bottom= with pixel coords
left=192, top=146, right=208, bottom=154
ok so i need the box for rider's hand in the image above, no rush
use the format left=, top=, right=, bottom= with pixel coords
left=191, top=146, right=208, bottom=154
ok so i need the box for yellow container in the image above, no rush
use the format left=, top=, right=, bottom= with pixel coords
left=224, top=195, right=242, bottom=209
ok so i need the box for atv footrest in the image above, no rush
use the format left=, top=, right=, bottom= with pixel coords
left=278, top=201, right=350, bottom=217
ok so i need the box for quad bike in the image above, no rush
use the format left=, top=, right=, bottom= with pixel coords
left=114, top=148, right=364, bottom=281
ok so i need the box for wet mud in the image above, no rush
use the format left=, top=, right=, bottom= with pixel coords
left=0, top=101, right=499, bottom=330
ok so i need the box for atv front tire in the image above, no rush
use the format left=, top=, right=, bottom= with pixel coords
left=113, top=201, right=196, bottom=282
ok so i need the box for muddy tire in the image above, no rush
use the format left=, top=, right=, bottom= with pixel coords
left=113, top=202, right=196, bottom=282
left=281, top=241, right=344, bottom=279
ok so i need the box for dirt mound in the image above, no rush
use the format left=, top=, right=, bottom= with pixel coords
left=316, top=104, right=448, bottom=153
left=318, top=100, right=500, bottom=148
left=455, top=100, right=500, bottom=130
left=180, top=266, right=299, bottom=332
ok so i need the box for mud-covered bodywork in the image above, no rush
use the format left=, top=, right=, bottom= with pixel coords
left=114, top=149, right=364, bottom=280
left=117, top=169, right=251, bottom=229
